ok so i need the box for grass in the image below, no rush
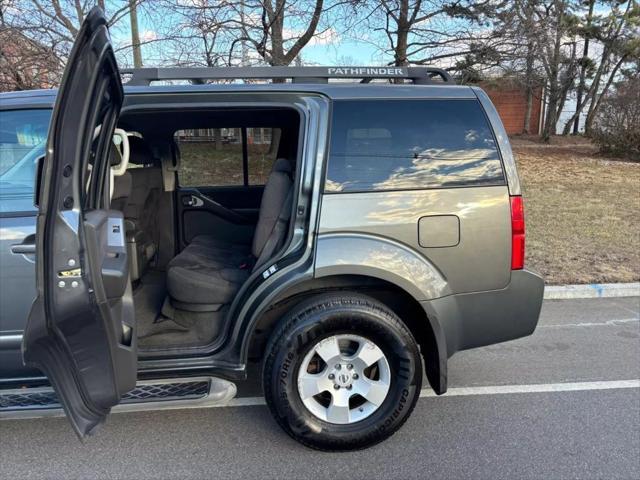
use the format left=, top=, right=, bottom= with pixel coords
left=513, top=141, right=640, bottom=285
left=178, top=142, right=276, bottom=187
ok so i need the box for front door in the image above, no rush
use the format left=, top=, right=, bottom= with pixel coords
left=22, top=7, right=136, bottom=437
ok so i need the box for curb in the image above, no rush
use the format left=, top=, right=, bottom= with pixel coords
left=544, top=283, right=640, bottom=300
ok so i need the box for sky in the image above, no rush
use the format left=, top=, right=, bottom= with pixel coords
left=106, top=1, right=389, bottom=68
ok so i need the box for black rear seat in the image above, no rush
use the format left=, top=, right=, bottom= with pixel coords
left=166, top=158, right=293, bottom=311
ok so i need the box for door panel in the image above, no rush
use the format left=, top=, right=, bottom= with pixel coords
left=177, top=185, right=263, bottom=248
left=22, top=7, right=135, bottom=437
left=0, top=216, right=40, bottom=379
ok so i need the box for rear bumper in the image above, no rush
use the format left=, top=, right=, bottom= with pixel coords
left=422, top=269, right=545, bottom=359
left=420, top=269, right=544, bottom=395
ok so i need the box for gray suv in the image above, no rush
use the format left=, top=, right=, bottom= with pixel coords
left=0, top=8, right=543, bottom=450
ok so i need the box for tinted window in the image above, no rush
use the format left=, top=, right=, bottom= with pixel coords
left=326, top=100, right=504, bottom=192
left=0, top=109, right=51, bottom=213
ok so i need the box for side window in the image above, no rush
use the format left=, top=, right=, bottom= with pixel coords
left=175, top=128, right=244, bottom=187
left=247, top=128, right=279, bottom=185
left=325, top=100, right=505, bottom=193
left=175, top=127, right=281, bottom=187
left=0, top=109, right=52, bottom=213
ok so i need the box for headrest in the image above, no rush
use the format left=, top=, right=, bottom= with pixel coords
left=109, top=145, right=122, bottom=166
left=112, top=171, right=132, bottom=200
left=272, top=158, right=292, bottom=174
left=128, top=136, right=155, bottom=165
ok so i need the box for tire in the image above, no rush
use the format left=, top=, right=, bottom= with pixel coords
left=262, top=293, right=422, bottom=451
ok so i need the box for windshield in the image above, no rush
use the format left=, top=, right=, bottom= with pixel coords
left=0, top=109, right=52, bottom=213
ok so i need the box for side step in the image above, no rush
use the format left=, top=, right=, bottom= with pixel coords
left=0, top=377, right=237, bottom=420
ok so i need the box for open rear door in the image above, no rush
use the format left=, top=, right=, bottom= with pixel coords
left=22, top=7, right=136, bottom=437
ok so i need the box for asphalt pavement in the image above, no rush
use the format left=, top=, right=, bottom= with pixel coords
left=1, top=296, right=639, bottom=480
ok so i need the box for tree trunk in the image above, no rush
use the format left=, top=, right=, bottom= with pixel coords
left=572, top=0, right=595, bottom=135
left=543, top=84, right=559, bottom=142
left=523, top=40, right=535, bottom=134
left=524, top=88, right=534, bottom=135
left=129, top=0, right=143, bottom=67
left=585, top=55, right=626, bottom=134
left=394, top=0, right=410, bottom=67
left=214, top=129, right=222, bottom=151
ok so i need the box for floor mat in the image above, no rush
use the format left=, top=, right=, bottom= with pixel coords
left=133, top=270, right=167, bottom=339
left=134, top=270, right=223, bottom=349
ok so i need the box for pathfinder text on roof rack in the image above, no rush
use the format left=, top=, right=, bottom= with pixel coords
left=327, top=67, right=405, bottom=76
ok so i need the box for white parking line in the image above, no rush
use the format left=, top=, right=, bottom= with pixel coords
left=418, top=380, right=640, bottom=398
left=227, top=380, right=640, bottom=407
left=538, top=317, right=639, bottom=328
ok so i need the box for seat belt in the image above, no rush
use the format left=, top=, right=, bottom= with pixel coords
left=252, top=189, right=293, bottom=273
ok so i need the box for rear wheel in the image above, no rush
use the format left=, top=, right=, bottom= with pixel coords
left=262, top=293, right=422, bottom=450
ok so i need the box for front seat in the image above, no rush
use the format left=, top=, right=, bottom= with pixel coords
left=123, top=136, right=163, bottom=281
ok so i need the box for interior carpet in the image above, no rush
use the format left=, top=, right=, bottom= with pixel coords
left=134, top=270, right=223, bottom=349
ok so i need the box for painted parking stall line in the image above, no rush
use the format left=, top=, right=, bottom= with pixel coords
left=225, top=380, right=640, bottom=408
left=418, top=380, right=640, bottom=398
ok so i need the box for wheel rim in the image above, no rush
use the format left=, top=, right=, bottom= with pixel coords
left=296, top=334, right=391, bottom=424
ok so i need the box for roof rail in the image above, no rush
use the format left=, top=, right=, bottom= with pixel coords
left=121, top=66, right=454, bottom=86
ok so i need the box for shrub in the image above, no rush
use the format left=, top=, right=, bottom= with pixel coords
left=590, top=77, right=640, bottom=161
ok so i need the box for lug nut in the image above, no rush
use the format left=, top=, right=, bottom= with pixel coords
left=347, top=385, right=352, bottom=390
left=347, top=364, right=353, bottom=370
left=334, top=384, right=340, bottom=390
left=335, top=364, right=341, bottom=370
left=328, top=373, right=335, bottom=380
left=352, top=373, right=359, bottom=380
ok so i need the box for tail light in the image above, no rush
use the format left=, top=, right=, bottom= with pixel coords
left=510, top=195, right=525, bottom=270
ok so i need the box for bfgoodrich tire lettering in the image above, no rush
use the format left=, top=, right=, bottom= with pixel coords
left=262, top=293, right=422, bottom=451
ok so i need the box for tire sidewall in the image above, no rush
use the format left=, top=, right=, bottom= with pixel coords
left=264, top=296, right=422, bottom=450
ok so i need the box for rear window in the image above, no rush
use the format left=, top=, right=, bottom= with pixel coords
left=325, top=100, right=504, bottom=193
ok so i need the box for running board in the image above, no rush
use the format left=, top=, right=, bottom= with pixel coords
left=0, top=377, right=237, bottom=420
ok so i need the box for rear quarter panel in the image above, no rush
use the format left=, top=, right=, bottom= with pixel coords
left=318, top=185, right=512, bottom=296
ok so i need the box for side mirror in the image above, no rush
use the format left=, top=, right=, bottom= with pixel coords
left=33, top=155, right=45, bottom=209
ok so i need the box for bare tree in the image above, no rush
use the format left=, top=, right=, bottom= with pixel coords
left=0, top=25, right=62, bottom=91
left=361, top=0, right=505, bottom=70
left=229, top=0, right=332, bottom=66
left=518, top=0, right=581, bottom=141
left=561, top=0, right=639, bottom=134
left=2, top=0, right=145, bottom=73
left=149, top=0, right=241, bottom=68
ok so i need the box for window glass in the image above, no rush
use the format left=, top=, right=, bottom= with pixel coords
left=175, top=127, right=281, bottom=187
left=247, top=127, right=280, bottom=185
left=175, top=128, right=243, bottom=187
left=0, top=109, right=51, bottom=213
left=325, top=100, right=504, bottom=192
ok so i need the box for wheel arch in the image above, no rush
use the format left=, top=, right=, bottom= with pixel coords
left=246, top=274, right=449, bottom=395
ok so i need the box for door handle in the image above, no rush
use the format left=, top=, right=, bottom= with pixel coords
left=183, top=195, right=204, bottom=207
left=11, top=243, right=36, bottom=254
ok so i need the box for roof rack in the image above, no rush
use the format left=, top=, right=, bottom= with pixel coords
left=121, top=66, right=454, bottom=86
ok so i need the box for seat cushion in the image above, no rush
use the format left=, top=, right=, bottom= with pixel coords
left=188, top=235, right=251, bottom=266
left=167, top=261, right=249, bottom=305
left=167, top=236, right=250, bottom=305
